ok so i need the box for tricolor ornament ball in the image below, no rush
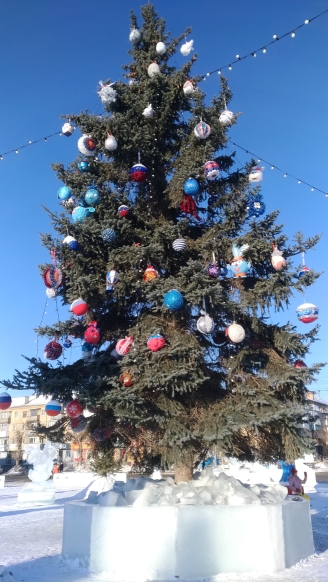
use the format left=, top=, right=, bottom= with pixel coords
left=204, top=160, right=220, bottom=181
left=172, top=238, right=186, bottom=252
left=219, top=109, right=235, bottom=125
left=46, top=288, right=57, bottom=299
left=226, top=322, right=245, bottom=343
left=194, top=121, right=211, bottom=140
left=45, top=400, right=61, bottom=417
left=84, top=188, right=101, bottom=206
left=143, top=266, right=159, bottom=282
left=62, top=122, right=75, bottom=137
left=78, top=159, right=91, bottom=173
left=116, top=336, right=133, bottom=356
left=102, top=228, right=116, bottom=244
left=63, top=235, right=80, bottom=251
left=58, top=186, right=72, bottom=201
left=118, top=205, right=129, bottom=217
left=197, top=313, right=214, bottom=335
left=296, top=302, right=319, bottom=324
left=105, top=135, right=118, bottom=151
left=0, top=392, right=11, bottom=411
left=78, top=135, right=97, bottom=157
left=70, top=298, right=89, bottom=317
left=183, top=178, right=199, bottom=195
left=130, top=164, right=148, bottom=183
left=72, top=206, right=95, bottom=224
left=147, top=334, right=166, bottom=352
left=44, top=341, right=63, bottom=360
left=147, top=62, right=161, bottom=78
left=299, top=265, right=310, bottom=277
left=183, top=80, right=194, bottom=96
left=249, top=166, right=264, bottom=183
left=120, top=371, right=133, bottom=387
left=106, top=270, right=118, bottom=293
left=163, top=289, right=184, bottom=311
left=294, top=360, right=307, bottom=369
left=156, top=41, right=166, bottom=55
left=66, top=400, right=83, bottom=418
left=84, top=322, right=101, bottom=345
left=43, top=266, right=63, bottom=289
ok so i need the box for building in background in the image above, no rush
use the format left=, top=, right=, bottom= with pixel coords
left=303, top=392, right=328, bottom=458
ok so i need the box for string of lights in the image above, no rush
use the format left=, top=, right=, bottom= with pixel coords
left=228, top=139, right=328, bottom=197
left=200, top=8, right=328, bottom=79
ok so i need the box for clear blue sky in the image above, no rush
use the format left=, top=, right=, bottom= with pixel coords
left=1, top=0, right=328, bottom=397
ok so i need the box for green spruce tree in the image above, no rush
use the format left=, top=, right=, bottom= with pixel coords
left=2, top=4, right=323, bottom=481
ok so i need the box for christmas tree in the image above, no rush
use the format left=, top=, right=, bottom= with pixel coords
left=2, top=4, right=323, bottom=481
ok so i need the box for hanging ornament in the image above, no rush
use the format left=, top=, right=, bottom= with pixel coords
left=78, top=135, right=97, bottom=157
left=63, top=337, right=72, bottom=348
left=226, top=322, right=245, bottom=343
left=102, top=228, right=117, bottom=244
left=129, top=27, right=141, bottom=43
left=219, top=109, right=235, bottom=125
left=271, top=244, right=286, bottom=271
left=84, top=321, right=100, bottom=345
left=163, top=289, right=184, bottom=311
left=247, top=193, right=266, bottom=218
left=63, top=235, right=80, bottom=251
left=46, top=288, right=57, bottom=299
left=296, top=303, right=319, bottom=324
left=204, top=161, right=220, bottom=181
left=84, top=188, right=101, bottom=206
left=147, top=62, right=161, bottom=78
left=71, top=415, right=87, bottom=433
left=194, top=121, right=211, bottom=140
left=143, top=103, right=155, bottom=119
left=229, top=244, right=251, bottom=278
left=44, top=340, right=63, bottom=360
left=106, top=270, right=118, bottom=293
left=249, top=166, right=264, bottom=183
left=183, top=178, right=199, bottom=195
left=104, top=134, right=118, bottom=151
left=70, top=298, right=89, bottom=317
left=130, top=164, right=148, bottom=183
left=181, top=39, right=194, bottom=56
left=62, top=122, right=75, bottom=137
left=116, top=336, right=133, bottom=356
left=120, top=371, right=133, bottom=387
left=118, top=204, right=129, bottom=217
left=156, top=41, right=166, bottom=55
left=42, top=266, right=63, bottom=289
left=143, top=266, right=159, bottom=282
left=72, top=206, right=95, bottom=223
left=110, top=349, right=120, bottom=361
left=197, top=311, right=214, bottom=335
left=147, top=334, right=166, bottom=352
left=207, top=253, right=219, bottom=277
left=0, top=392, right=11, bottom=411
left=45, top=399, right=62, bottom=417
left=172, top=238, right=187, bottom=252
left=299, top=265, right=310, bottom=277
left=180, top=195, right=200, bottom=220
left=78, top=159, right=91, bottom=173
left=294, top=360, right=307, bottom=368
left=183, top=80, right=194, bottom=96
left=57, top=186, right=72, bottom=201
left=97, top=81, right=117, bottom=105
left=93, top=428, right=107, bottom=442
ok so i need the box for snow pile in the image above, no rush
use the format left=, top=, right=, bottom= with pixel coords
left=86, top=469, right=288, bottom=507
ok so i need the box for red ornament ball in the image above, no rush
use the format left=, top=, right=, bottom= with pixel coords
left=120, top=371, right=133, bottom=387
left=116, top=336, right=133, bottom=356
left=84, top=322, right=100, bottom=345
left=44, top=341, right=63, bottom=360
left=66, top=400, right=83, bottom=418
left=294, top=360, right=307, bottom=368
left=130, top=164, right=148, bottom=183
left=143, top=266, right=159, bottom=282
left=180, top=195, right=200, bottom=220
left=70, top=298, right=89, bottom=316
left=118, top=205, right=129, bottom=217
left=147, top=334, right=166, bottom=352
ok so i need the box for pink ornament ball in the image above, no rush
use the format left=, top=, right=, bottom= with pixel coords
left=66, top=400, right=83, bottom=418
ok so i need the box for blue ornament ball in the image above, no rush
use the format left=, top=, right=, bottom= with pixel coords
left=102, top=228, right=116, bottom=244
left=298, top=265, right=310, bottom=277
left=84, top=188, right=101, bottom=206
left=78, top=159, right=91, bottom=173
left=57, top=186, right=72, bottom=201
left=72, top=206, right=95, bottom=223
left=63, top=337, right=72, bottom=348
left=163, top=289, right=184, bottom=311
left=183, top=178, right=199, bottom=196
left=63, top=235, right=80, bottom=251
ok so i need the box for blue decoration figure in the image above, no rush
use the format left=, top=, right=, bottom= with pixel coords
left=228, top=244, right=251, bottom=278
left=102, top=228, right=116, bottom=244
left=78, top=159, right=91, bottom=173
left=246, top=193, right=266, bottom=218
left=84, top=188, right=101, bottom=206
left=72, top=206, right=95, bottom=223
left=163, top=289, right=184, bottom=311
left=57, top=186, right=72, bottom=201
left=183, top=178, right=199, bottom=196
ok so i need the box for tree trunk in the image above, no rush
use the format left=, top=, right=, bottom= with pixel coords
left=174, top=464, right=193, bottom=483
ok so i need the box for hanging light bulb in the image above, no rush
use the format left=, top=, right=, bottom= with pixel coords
left=291, top=31, right=296, bottom=38
left=304, top=19, right=310, bottom=24
left=218, top=70, right=221, bottom=75
left=236, top=54, right=241, bottom=59
left=263, top=47, right=267, bottom=53
left=284, top=173, right=287, bottom=178
left=228, top=65, right=232, bottom=70
left=252, top=52, right=256, bottom=57
left=273, top=35, right=279, bottom=40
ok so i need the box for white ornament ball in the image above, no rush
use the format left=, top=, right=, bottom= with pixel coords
left=105, top=135, right=118, bottom=151
left=156, top=42, right=166, bottom=55
left=180, top=40, right=194, bottom=56
left=62, top=122, right=75, bottom=137
left=197, top=313, right=214, bottom=334
left=183, top=81, right=194, bottom=96
left=46, top=288, right=57, bottom=299
left=143, top=104, right=155, bottom=118
left=172, top=238, right=187, bottom=252
left=129, top=28, right=141, bottom=44
left=98, top=84, right=117, bottom=105
left=77, top=135, right=97, bottom=157
left=249, top=166, right=264, bottom=183
left=226, top=322, right=245, bottom=343
left=219, top=109, right=235, bottom=125
left=148, top=63, right=161, bottom=78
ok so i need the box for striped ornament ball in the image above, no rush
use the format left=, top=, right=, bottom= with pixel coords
left=45, top=400, right=62, bottom=417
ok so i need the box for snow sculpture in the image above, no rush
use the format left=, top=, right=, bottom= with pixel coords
left=17, top=441, right=57, bottom=506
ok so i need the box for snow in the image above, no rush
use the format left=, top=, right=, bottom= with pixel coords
left=1, top=479, right=328, bottom=581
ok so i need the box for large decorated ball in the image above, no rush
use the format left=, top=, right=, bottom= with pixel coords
left=106, top=270, right=118, bottom=293
left=44, top=341, right=63, bottom=360
left=143, top=266, right=159, bottom=282
left=204, top=161, right=220, bottom=181
left=78, top=135, right=97, bottom=157
left=120, top=371, right=133, bottom=387
left=296, top=303, right=319, bottom=324
left=207, top=263, right=220, bottom=277
left=226, top=322, right=245, bottom=343
left=130, top=164, right=148, bottom=183
left=71, top=415, right=87, bottom=433
left=78, top=159, right=91, bottom=173
left=172, top=238, right=186, bottom=252
left=102, top=228, right=116, bottom=244
left=42, top=266, right=64, bottom=289
left=299, top=265, right=310, bottom=277
left=66, top=399, right=83, bottom=418
left=84, top=188, right=100, bottom=206
left=0, top=392, right=11, bottom=411
left=57, top=186, right=72, bottom=201
left=183, top=178, right=199, bottom=195
left=116, top=336, right=133, bottom=356
left=105, top=135, right=118, bottom=151
left=45, top=399, right=61, bottom=417
left=194, top=121, right=211, bottom=139
left=183, top=80, right=194, bottom=96
left=163, top=289, right=184, bottom=311
left=129, top=28, right=141, bottom=43
left=147, top=334, right=166, bottom=352
left=98, top=84, right=117, bottom=105
left=63, top=235, right=80, bottom=251
left=156, top=42, right=166, bottom=55
left=197, top=314, right=214, bottom=334
left=147, top=62, right=161, bottom=78
left=70, top=298, right=89, bottom=316
left=219, top=109, right=235, bottom=125
left=72, top=206, right=95, bottom=223
left=294, top=360, right=307, bottom=368
left=118, top=205, right=129, bottom=217
left=84, top=322, right=100, bottom=345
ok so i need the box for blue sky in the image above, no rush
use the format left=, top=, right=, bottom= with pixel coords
left=1, top=0, right=328, bottom=397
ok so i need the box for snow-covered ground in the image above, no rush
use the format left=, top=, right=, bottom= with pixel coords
left=1, top=481, right=328, bottom=582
